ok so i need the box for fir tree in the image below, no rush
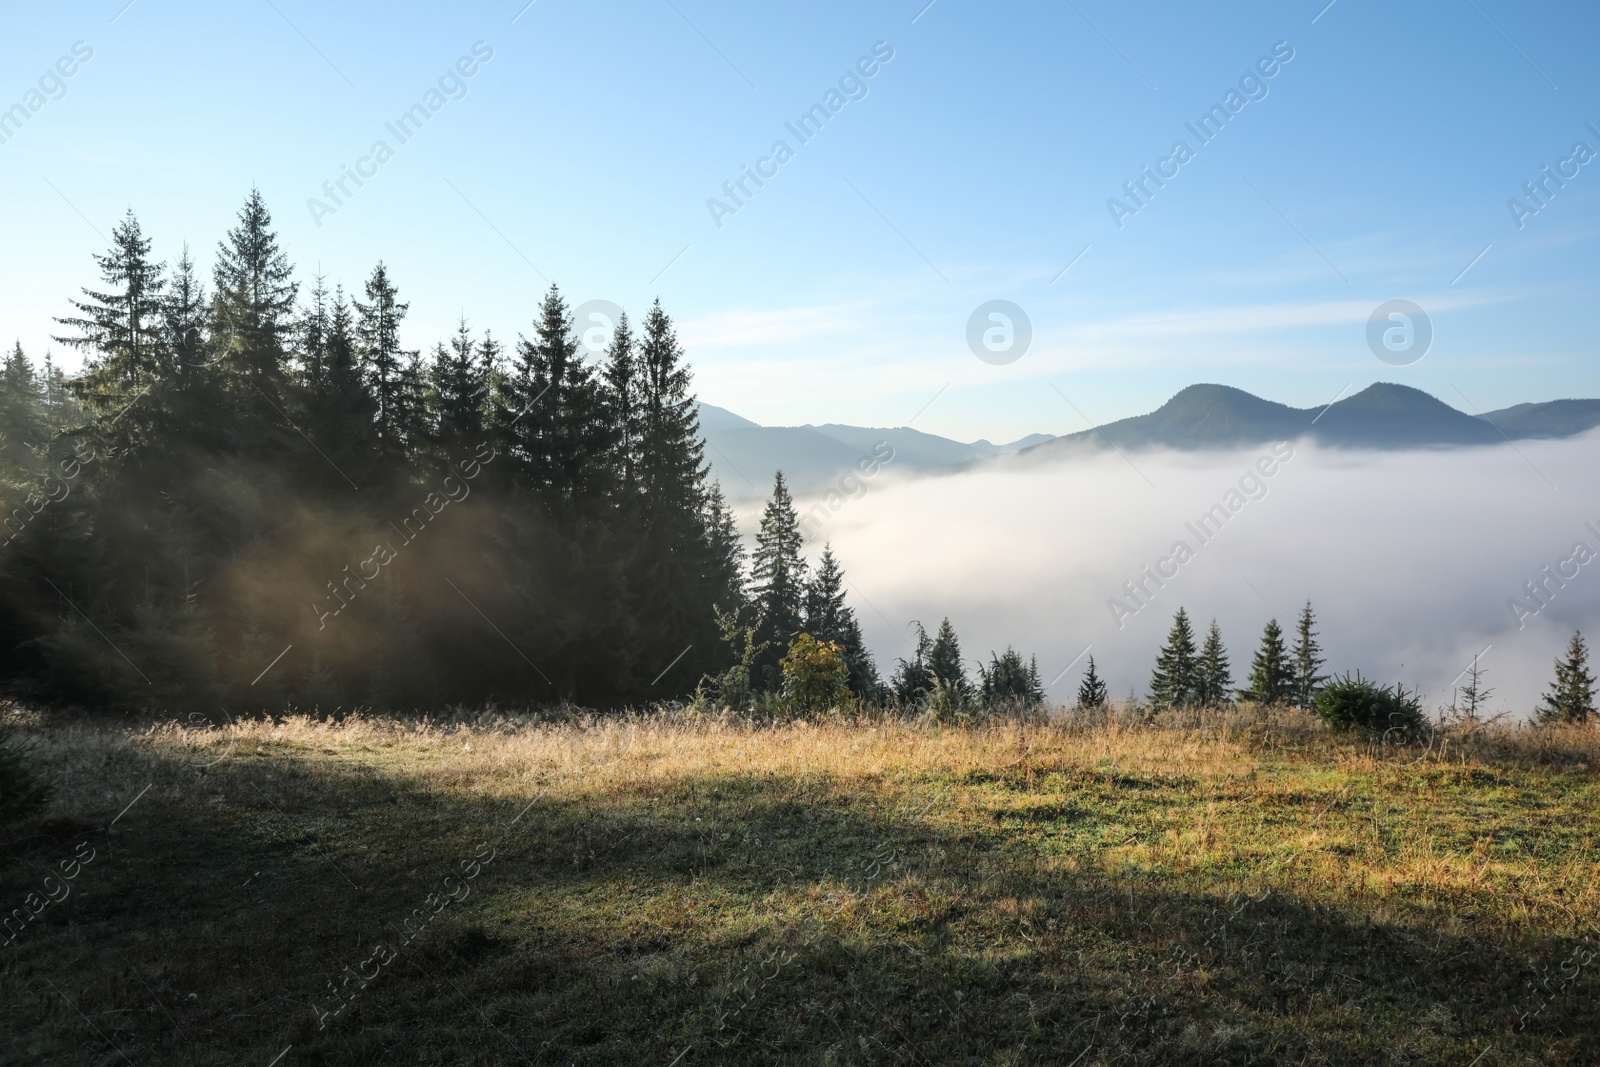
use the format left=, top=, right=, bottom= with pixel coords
left=1456, top=652, right=1493, bottom=721
left=600, top=311, right=641, bottom=498
left=53, top=210, right=166, bottom=436
left=803, top=543, right=880, bottom=699
left=1196, top=619, right=1232, bottom=707
left=891, top=621, right=935, bottom=704
left=636, top=299, right=704, bottom=523
left=0, top=343, right=46, bottom=459
left=354, top=262, right=414, bottom=459
left=1149, top=607, right=1199, bottom=707
left=702, top=481, right=746, bottom=615
left=1538, top=631, right=1596, bottom=724
left=210, top=189, right=297, bottom=422
left=1239, top=618, right=1294, bottom=705
left=162, top=244, right=212, bottom=378
left=1076, top=655, right=1108, bottom=709
left=54, top=210, right=166, bottom=383
left=928, top=617, right=971, bottom=698
left=430, top=319, right=490, bottom=461
left=1291, top=600, right=1327, bottom=708
left=508, top=285, right=611, bottom=508
left=750, top=471, right=807, bottom=687
left=980, top=647, right=1043, bottom=706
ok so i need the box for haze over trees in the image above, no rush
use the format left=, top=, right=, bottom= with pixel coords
left=0, top=191, right=749, bottom=710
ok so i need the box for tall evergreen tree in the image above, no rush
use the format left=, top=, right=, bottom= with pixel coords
left=1239, top=618, right=1294, bottom=705
left=54, top=210, right=166, bottom=385
left=636, top=299, right=703, bottom=521
left=803, top=543, right=880, bottom=699
left=601, top=311, right=642, bottom=499
left=1149, top=607, right=1199, bottom=707
left=211, top=189, right=297, bottom=427
left=1538, top=631, right=1596, bottom=724
left=891, top=621, right=935, bottom=704
left=54, top=210, right=166, bottom=440
left=354, top=262, right=414, bottom=460
left=1291, top=600, right=1327, bottom=708
left=162, top=244, right=216, bottom=390
left=702, top=481, right=745, bottom=613
left=0, top=343, right=46, bottom=456
left=430, top=318, right=489, bottom=458
left=927, top=617, right=971, bottom=698
left=1197, top=620, right=1232, bottom=707
left=1076, top=655, right=1108, bottom=709
left=750, top=471, right=807, bottom=687
left=506, top=285, right=612, bottom=508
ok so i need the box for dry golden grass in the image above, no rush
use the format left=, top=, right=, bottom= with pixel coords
left=2, top=704, right=1598, bottom=1064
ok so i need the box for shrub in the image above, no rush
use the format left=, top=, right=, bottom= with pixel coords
left=780, top=634, right=850, bottom=714
left=1313, top=672, right=1424, bottom=734
left=0, top=723, right=52, bottom=823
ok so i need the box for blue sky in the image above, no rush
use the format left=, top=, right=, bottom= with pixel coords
left=2, top=0, right=1597, bottom=443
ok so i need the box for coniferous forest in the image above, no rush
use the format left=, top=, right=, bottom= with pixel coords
left=3, top=191, right=1596, bottom=727
left=0, top=191, right=752, bottom=711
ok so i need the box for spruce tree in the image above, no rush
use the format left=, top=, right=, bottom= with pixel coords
left=1076, top=655, right=1108, bottom=709
left=508, top=285, right=612, bottom=508
left=750, top=471, right=806, bottom=687
left=601, top=311, right=641, bottom=499
left=1239, top=618, right=1294, bottom=705
left=163, top=244, right=212, bottom=377
left=980, top=647, right=1043, bottom=706
left=1291, top=600, right=1327, bottom=708
left=54, top=210, right=166, bottom=384
left=1196, top=620, right=1232, bottom=707
left=891, top=621, right=935, bottom=704
left=1457, top=653, right=1492, bottom=721
left=1149, top=607, right=1199, bottom=707
left=702, top=481, right=746, bottom=613
left=54, top=210, right=167, bottom=439
left=1538, top=631, right=1596, bottom=724
left=636, top=299, right=704, bottom=522
left=354, top=262, right=414, bottom=460
left=211, top=189, right=297, bottom=433
left=803, top=543, right=880, bottom=699
left=928, top=617, right=971, bottom=698
left=429, top=319, right=489, bottom=462
left=0, top=343, right=46, bottom=458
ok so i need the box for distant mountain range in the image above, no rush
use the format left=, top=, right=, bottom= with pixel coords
left=696, top=403, right=1049, bottom=498
left=698, top=384, right=1600, bottom=499
left=1034, top=383, right=1600, bottom=455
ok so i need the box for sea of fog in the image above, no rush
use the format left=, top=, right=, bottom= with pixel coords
left=740, top=432, right=1600, bottom=717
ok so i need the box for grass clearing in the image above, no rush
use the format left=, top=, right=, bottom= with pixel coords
left=2, top=705, right=1598, bottom=1064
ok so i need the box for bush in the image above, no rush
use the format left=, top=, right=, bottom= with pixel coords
left=1314, top=673, right=1424, bottom=734
left=0, top=723, right=52, bottom=823
left=780, top=634, right=850, bottom=715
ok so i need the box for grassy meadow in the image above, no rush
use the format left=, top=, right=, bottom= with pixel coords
left=1, top=703, right=1598, bottom=1065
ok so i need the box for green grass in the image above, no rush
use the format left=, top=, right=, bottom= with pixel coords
left=1, top=705, right=1597, bottom=1065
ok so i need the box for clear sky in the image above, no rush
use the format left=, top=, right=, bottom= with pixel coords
left=2, top=0, right=1597, bottom=443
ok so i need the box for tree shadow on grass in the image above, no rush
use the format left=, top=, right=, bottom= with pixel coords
left=0, top=739, right=1593, bottom=1066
